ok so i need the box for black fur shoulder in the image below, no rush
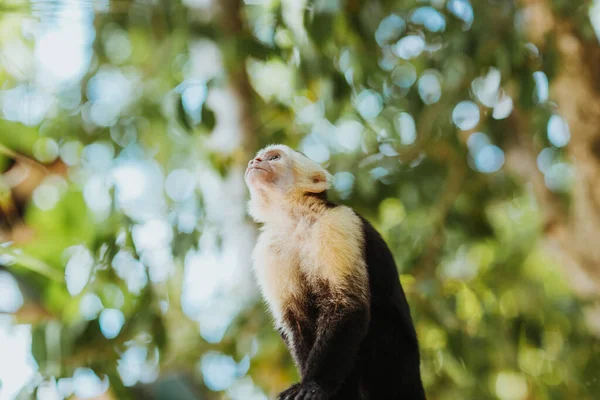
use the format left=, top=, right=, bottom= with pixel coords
left=357, top=213, right=418, bottom=339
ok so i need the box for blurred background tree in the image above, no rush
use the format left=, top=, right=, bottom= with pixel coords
left=0, top=0, right=599, bottom=399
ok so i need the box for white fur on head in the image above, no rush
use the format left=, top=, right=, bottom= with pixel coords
left=245, top=144, right=333, bottom=222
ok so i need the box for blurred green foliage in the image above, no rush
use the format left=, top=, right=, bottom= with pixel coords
left=0, top=0, right=599, bottom=400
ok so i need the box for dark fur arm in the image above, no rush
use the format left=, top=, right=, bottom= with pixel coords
left=278, top=327, right=311, bottom=371
left=300, top=303, right=369, bottom=394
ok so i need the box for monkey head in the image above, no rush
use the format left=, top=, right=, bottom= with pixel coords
left=245, top=144, right=332, bottom=222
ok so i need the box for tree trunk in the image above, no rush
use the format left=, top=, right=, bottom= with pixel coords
left=514, top=0, right=600, bottom=297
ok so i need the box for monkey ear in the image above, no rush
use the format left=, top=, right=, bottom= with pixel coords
left=306, top=171, right=329, bottom=193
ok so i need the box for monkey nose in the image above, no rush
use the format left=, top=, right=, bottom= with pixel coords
left=249, top=156, right=263, bottom=165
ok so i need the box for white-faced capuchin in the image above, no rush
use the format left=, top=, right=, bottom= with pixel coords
left=244, top=144, right=426, bottom=400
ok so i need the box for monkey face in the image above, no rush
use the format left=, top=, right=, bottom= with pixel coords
left=245, top=144, right=334, bottom=222
left=245, top=144, right=331, bottom=199
left=245, top=147, right=292, bottom=192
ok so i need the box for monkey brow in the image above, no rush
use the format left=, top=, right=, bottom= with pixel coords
left=262, top=150, right=281, bottom=158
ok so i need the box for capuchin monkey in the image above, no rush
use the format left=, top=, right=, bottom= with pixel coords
left=245, top=144, right=426, bottom=400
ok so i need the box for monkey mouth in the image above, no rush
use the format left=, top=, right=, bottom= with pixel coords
left=246, top=166, right=269, bottom=175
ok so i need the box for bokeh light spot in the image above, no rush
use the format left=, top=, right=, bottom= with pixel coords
left=71, top=368, right=109, bottom=399
left=79, top=293, right=104, bottom=320
left=536, top=147, right=556, bottom=175
left=300, top=134, right=330, bottom=163
left=33, top=137, right=59, bottom=164
left=200, top=352, right=239, bottom=391
left=0, top=271, right=24, bottom=313
left=493, top=95, right=513, bottom=119
left=411, top=7, right=446, bottom=33
left=395, top=112, right=417, bottom=145
left=165, top=169, right=195, bottom=202
left=474, top=145, right=505, bottom=173
left=547, top=115, right=571, bottom=147
left=64, top=245, right=94, bottom=296
left=472, top=68, right=501, bottom=107
left=354, top=89, right=383, bottom=120
left=60, top=140, right=83, bottom=166
left=447, top=0, right=474, bottom=27
left=452, top=101, right=480, bottom=130
left=375, top=14, right=405, bottom=47
left=392, top=63, right=417, bottom=88
left=418, top=71, right=442, bottom=105
left=394, top=35, right=425, bottom=60
left=495, top=372, right=529, bottom=400
left=335, top=120, right=363, bottom=152
left=99, top=308, right=125, bottom=339
left=533, top=71, right=549, bottom=104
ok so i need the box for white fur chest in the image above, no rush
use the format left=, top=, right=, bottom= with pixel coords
left=251, top=220, right=314, bottom=326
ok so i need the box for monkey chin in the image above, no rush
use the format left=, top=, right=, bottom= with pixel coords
left=244, top=168, right=272, bottom=188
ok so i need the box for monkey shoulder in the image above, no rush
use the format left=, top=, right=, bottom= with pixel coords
left=311, top=206, right=364, bottom=249
left=304, top=206, right=369, bottom=297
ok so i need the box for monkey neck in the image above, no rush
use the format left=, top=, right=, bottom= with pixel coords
left=294, top=191, right=331, bottom=216
left=303, top=191, right=328, bottom=203
left=249, top=190, right=332, bottom=225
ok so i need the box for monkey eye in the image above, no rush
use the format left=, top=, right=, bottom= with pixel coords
left=268, top=155, right=280, bottom=161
